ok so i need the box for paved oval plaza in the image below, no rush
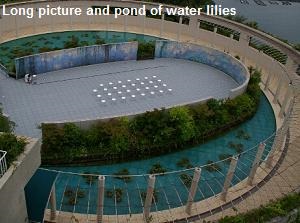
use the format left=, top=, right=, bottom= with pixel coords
left=0, top=58, right=238, bottom=137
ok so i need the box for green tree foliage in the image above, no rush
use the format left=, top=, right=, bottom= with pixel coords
left=0, top=107, right=15, bottom=133
left=0, top=133, right=27, bottom=167
left=137, top=42, right=155, bottom=60
left=64, top=36, right=80, bottom=49
left=41, top=70, right=262, bottom=165
left=169, top=107, right=195, bottom=143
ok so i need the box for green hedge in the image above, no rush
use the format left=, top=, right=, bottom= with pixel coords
left=1, top=107, right=27, bottom=168
left=0, top=133, right=27, bottom=167
left=219, top=192, right=300, bottom=223
left=0, top=107, right=14, bottom=133
left=41, top=69, right=261, bottom=165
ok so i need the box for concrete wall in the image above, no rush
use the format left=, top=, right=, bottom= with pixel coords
left=155, top=40, right=249, bottom=98
left=0, top=138, right=41, bottom=223
left=15, top=41, right=138, bottom=78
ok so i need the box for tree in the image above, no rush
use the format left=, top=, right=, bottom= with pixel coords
left=169, top=107, right=195, bottom=143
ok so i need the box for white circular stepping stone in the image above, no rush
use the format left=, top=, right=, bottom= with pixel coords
left=101, top=99, right=106, bottom=103
left=109, top=82, right=113, bottom=85
left=141, top=93, right=145, bottom=96
left=113, top=87, right=117, bottom=90
left=163, top=84, right=167, bottom=87
left=97, top=95, right=102, bottom=98
left=108, top=93, right=112, bottom=96
left=144, top=77, right=148, bottom=80
left=99, top=84, right=104, bottom=87
left=149, top=81, right=153, bottom=84
left=104, top=88, right=108, bottom=91
left=93, top=89, right=98, bottom=93
left=118, top=81, right=122, bottom=84
left=136, top=88, right=141, bottom=91
left=118, top=91, right=122, bottom=94
left=141, top=82, right=145, bottom=85
left=127, top=89, right=131, bottom=93
left=154, top=85, right=158, bottom=88
left=145, top=87, right=150, bottom=90
left=152, top=75, right=157, bottom=78
left=122, top=85, right=126, bottom=88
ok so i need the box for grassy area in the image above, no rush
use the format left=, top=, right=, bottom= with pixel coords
left=219, top=192, right=300, bottom=223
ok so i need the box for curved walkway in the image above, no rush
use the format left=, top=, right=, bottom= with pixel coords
left=199, top=92, right=300, bottom=222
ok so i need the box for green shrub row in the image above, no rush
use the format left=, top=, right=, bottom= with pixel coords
left=1, top=106, right=27, bottom=169
left=0, top=107, right=15, bottom=133
left=0, top=133, right=27, bottom=167
left=219, top=192, right=300, bottom=223
left=41, top=68, right=261, bottom=165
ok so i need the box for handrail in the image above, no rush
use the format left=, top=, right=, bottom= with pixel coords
left=0, top=150, right=8, bottom=178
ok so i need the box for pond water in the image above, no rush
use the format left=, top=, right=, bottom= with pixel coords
left=0, top=30, right=160, bottom=69
left=39, top=94, right=275, bottom=215
left=215, top=0, right=300, bottom=43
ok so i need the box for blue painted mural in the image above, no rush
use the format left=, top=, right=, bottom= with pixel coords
left=15, top=42, right=138, bottom=79
left=155, top=41, right=248, bottom=85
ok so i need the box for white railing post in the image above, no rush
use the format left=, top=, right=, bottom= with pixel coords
left=185, top=167, right=201, bottom=215
left=144, top=175, right=156, bottom=221
left=97, top=175, right=105, bottom=223
left=221, top=156, right=238, bottom=201
left=177, top=16, right=183, bottom=41
left=248, top=143, right=266, bottom=185
left=160, top=10, right=165, bottom=37
left=0, top=150, right=8, bottom=178
left=50, top=185, right=57, bottom=221
left=279, top=88, right=291, bottom=118
left=264, top=72, right=272, bottom=90
left=273, top=76, right=283, bottom=103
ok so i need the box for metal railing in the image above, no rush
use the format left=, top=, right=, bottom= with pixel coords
left=40, top=93, right=295, bottom=222
left=0, top=150, right=8, bottom=178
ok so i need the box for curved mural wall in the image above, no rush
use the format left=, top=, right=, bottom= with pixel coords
left=155, top=41, right=249, bottom=98
left=15, top=41, right=138, bottom=79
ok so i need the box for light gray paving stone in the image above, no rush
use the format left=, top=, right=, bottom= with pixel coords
left=0, top=58, right=238, bottom=137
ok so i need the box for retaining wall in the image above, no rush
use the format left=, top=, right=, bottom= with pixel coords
left=155, top=40, right=249, bottom=98
left=15, top=41, right=138, bottom=78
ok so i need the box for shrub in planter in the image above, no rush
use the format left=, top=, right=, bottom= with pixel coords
left=205, top=160, right=221, bottom=172
left=114, top=168, right=132, bottom=182
left=177, top=158, right=193, bottom=168
left=180, top=173, right=193, bottom=187
left=149, top=163, right=167, bottom=174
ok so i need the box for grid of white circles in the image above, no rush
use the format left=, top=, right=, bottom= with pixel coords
left=92, top=76, right=173, bottom=104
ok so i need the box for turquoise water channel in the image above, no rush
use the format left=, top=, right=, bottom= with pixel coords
left=0, top=31, right=160, bottom=69
left=41, top=94, right=275, bottom=216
